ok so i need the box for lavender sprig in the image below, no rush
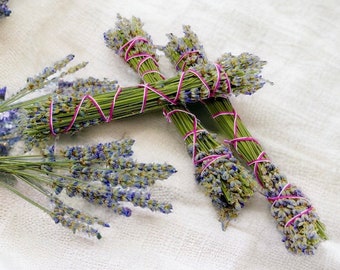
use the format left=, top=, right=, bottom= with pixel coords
left=16, top=20, right=269, bottom=149
left=207, top=99, right=327, bottom=254
left=0, top=54, right=88, bottom=113
left=163, top=25, right=327, bottom=254
left=105, top=15, right=257, bottom=227
left=0, top=109, right=20, bottom=155
left=0, top=0, right=10, bottom=17
left=0, top=140, right=175, bottom=238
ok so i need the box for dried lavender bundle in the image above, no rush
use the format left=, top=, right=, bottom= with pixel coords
left=0, top=55, right=88, bottom=152
left=20, top=52, right=266, bottom=149
left=163, top=106, right=256, bottom=227
left=10, top=17, right=268, bottom=149
left=104, top=15, right=256, bottom=228
left=163, top=25, right=327, bottom=254
left=0, top=140, right=175, bottom=239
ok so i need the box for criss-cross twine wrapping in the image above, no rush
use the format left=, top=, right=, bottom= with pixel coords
left=49, top=62, right=228, bottom=136
left=118, top=36, right=165, bottom=80
left=267, top=183, right=313, bottom=227
left=163, top=108, right=232, bottom=176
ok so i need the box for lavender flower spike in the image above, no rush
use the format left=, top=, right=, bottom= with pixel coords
left=0, top=0, right=11, bottom=17
left=0, top=87, right=20, bottom=155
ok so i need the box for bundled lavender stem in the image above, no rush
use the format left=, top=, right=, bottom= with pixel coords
left=163, top=25, right=326, bottom=254
left=8, top=18, right=268, bottom=150
left=163, top=105, right=255, bottom=227
left=104, top=15, right=256, bottom=228
left=0, top=55, right=90, bottom=151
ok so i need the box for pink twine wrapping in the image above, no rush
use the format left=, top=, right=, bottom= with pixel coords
left=213, top=64, right=232, bottom=96
left=49, top=87, right=122, bottom=135
left=247, top=151, right=271, bottom=187
left=119, top=36, right=165, bottom=80
left=50, top=54, right=226, bottom=136
left=213, top=110, right=259, bottom=151
left=175, top=52, right=232, bottom=95
left=139, top=83, right=178, bottom=113
left=163, top=108, right=232, bottom=176
left=175, top=50, right=200, bottom=71
left=267, top=183, right=313, bottom=227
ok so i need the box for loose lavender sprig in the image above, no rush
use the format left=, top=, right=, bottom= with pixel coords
left=163, top=25, right=327, bottom=254
left=0, top=54, right=88, bottom=113
left=0, top=88, right=20, bottom=155
left=0, top=0, right=10, bottom=17
left=0, top=140, right=175, bottom=238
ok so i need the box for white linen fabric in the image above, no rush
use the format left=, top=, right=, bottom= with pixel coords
left=0, top=1, right=339, bottom=269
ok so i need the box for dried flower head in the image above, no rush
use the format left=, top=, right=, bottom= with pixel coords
left=0, top=140, right=175, bottom=238
left=0, top=0, right=10, bottom=17
left=163, top=106, right=256, bottom=228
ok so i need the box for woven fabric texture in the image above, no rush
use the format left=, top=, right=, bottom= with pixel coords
left=0, top=1, right=339, bottom=269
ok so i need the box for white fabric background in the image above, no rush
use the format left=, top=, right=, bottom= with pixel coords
left=0, top=1, right=339, bottom=269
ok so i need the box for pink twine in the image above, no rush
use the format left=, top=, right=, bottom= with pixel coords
left=196, top=154, right=232, bottom=176
left=247, top=151, right=271, bottom=186
left=267, top=183, right=313, bottom=227
left=213, top=110, right=258, bottom=151
left=139, top=83, right=178, bottom=113
left=49, top=87, right=122, bottom=135
left=49, top=66, right=215, bottom=136
left=119, top=36, right=163, bottom=80
left=175, top=50, right=231, bottom=96
left=214, top=63, right=232, bottom=95
left=50, top=54, right=226, bottom=136
left=163, top=108, right=231, bottom=175
left=175, top=50, right=200, bottom=71
left=140, top=70, right=165, bottom=80
left=285, top=207, right=313, bottom=227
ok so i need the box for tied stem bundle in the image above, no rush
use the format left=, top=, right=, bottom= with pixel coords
left=162, top=25, right=327, bottom=254
left=104, top=15, right=256, bottom=228
left=0, top=55, right=88, bottom=152
left=163, top=106, right=256, bottom=227
left=15, top=15, right=268, bottom=150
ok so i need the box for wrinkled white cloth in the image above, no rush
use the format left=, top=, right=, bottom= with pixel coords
left=0, top=1, right=339, bottom=269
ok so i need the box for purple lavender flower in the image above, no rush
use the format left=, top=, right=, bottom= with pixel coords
left=0, top=0, right=11, bottom=18
left=0, top=87, right=20, bottom=155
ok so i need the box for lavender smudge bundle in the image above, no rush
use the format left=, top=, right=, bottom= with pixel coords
left=162, top=25, right=327, bottom=254
left=5, top=18, right=269, bottom=150
left=103, top=15, right=256, bottom=227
